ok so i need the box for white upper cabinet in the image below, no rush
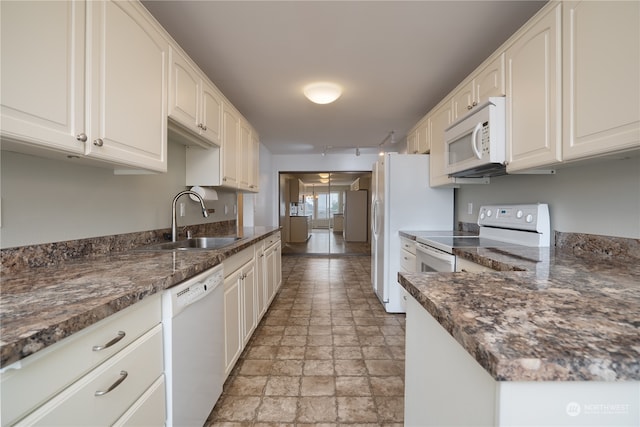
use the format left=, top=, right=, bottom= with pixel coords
left=1, top=0, right=168, bottom=172
left=1, top=1, right=86, bottom=155
left=562, top=0, right=640, bottom=160
left=250, top=131, right=260, bottom=192
left=452, top=54, right=505, bottom=120
left=168, top=46, right=222, bottom=147
left=505, top=3, right=562, bottom=172
left=85, top=1, right=168, bottom=172
left=407, top=117, right=429, bottom=154
left=428, top=99, right=457, bottom=187
left=221, top=106, right=240, bottom=188
left=238, top=121, right=251, bottom=191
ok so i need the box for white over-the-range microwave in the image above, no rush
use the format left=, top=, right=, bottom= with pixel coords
left=444, top=96, right=506, bottom=178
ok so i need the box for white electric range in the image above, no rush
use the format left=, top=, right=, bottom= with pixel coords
left=415, top=204, right=550, bottom=272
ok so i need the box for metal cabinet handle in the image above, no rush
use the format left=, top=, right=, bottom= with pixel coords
left=467, top=105, right=473, bottom=110
left=76, top=133, right=88, bottom=142
left=202, top=125, right=207, bottom=131
left=472, top=101, right=478, bottom=107
left=95, top=370, right=128, bottom=396
left=93, top=138, right=104, bottom=147
left=93, top=331, right=126, bottom=351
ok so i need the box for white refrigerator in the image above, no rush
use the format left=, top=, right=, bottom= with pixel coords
left=343, top=190, right=368, bottom=242
left=371, top=153, right=453, bottom=313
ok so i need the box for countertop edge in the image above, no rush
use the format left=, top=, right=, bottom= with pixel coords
left=0, top=227, right=281, bottom=368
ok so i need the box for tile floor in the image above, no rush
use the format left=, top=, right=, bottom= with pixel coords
left=206, top=255, right=406, bottom=426
left=282, top=229, right=371, bottom=256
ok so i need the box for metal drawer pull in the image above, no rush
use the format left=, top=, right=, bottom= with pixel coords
left=95, top=370, right=128, bottom=396
left=93, top=331, right=125, bottom=351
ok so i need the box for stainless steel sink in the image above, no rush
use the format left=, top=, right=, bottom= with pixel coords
left=138, top=236, right=243, bottom=251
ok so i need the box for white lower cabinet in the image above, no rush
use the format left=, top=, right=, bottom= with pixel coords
left=222, top=234, right=282, bottom=377
left=222, top=246, right=256, bottom=376
left=1, top=294, right=164, bottom=427
left=16, top=325, right=163, bottom=426
left=405, top=294, right=640, bottom=427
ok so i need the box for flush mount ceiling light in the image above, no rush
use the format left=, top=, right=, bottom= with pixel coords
left=303, top=82, right=342, bottom=104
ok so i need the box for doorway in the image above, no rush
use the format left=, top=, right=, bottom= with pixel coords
left=279, top=171, right=372, bottom=256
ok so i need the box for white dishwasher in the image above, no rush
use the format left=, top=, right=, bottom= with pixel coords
left=162, top=263, right=224, bottom=427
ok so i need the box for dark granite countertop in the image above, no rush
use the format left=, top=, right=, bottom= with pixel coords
left=397, top=232, right=640, bottom=382
left=0, top=226, right=280, bottom=368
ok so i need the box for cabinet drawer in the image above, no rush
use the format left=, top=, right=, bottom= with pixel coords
left=112, top=375, right=166, bottom=427
left=400, top=237, right=417, bottom=255
left=1, top=293, right=161, bottom=426
left=263, top=232, right=281, bottom=248
left=15, top=324, right=163, bottom=426
left=223, top=245, right=255, bottom=277
left=400, top=249, right=417, bottom=273
left=456, top=257, right=495, bottom=273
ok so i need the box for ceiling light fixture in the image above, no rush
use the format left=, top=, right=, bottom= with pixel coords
left=303, top=82, right=342, bottom=104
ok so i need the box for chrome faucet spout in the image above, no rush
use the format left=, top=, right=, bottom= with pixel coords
left=171, top=190, right=208, bottom=242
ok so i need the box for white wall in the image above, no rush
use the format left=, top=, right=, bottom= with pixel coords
left=0, top=142, right=238, bottom=248
left=455, top=156, right=640, bottom=238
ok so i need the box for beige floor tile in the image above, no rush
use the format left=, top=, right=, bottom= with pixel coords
left=337, top=396, right=378, bottom=422
left=303, top=359, right=335, bottom=376
left=224, top=375, right=267, bottom=396
left=301, top=375, right=336, bottom=396
left=264, top=376, right=300, bottom=396
left=255, top=397, right=297, bottom=422
left=298, top=396, right=338, bottom=423
left=335, top=376, right=371, bottom=396
left=213, top=396, right=261, bottom=422
left=370, top=376, right=405, bottom=396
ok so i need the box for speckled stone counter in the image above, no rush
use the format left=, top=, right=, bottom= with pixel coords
left=0, top=226, right=280, bottom=368
left=398, top=244, right=640, bottom=381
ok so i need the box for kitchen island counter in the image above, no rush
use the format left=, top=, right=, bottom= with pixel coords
left=398, top=245, right=640, bottom=382
left=0, top=226, right=280, bottom=368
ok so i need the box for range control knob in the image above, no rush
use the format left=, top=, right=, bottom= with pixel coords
left=486, top=209, right=493, bottom=217
left=516, top=210, right=524, bottom=219
left=525, top=214, right=534, bottom=223
left=480, top=212, right=486, bottom=220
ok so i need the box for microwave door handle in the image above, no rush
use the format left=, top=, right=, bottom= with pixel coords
left=471, top=122, right=483, bottom=159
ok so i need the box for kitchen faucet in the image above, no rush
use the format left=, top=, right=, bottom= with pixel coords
left=172, top=190, right=208, bottom=242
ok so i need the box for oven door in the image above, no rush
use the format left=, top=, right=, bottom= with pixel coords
left=415, top=242, right=456, bottom=272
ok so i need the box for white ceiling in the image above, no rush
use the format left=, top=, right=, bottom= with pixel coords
left=143, top=1, right=546, bottom=156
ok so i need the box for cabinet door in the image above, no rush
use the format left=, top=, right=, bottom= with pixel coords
left=255, top=246, right=267, bottom=320
left=201, top=81, right=223, bottom=146
left=238, top=121, right=251, bottom=190
left=452, top=82, right=474, bottom=120
left=0, top=0, right=85, bottom=154
left=416, top=119, right=430, bottom=154
left=505, top=4, right=562, bottom=172
left=222, top=107, right=239, bottom=187
left=475, top=53, right=505, bottom=104
left=274, top=241, right=282, bottom=292
left=562, top=0, right=640, bottom=160
left=428, top=100, right=456, bottom=187
left=406, top=130, right=418, bottom=154
left=250, top=131, right=260, bottom=192
left=86, top=1, right=168, bottom=172
left=241, top=261, right=257, bottom=346
left=168, top=47, right=201, bottom=134
left=265, top=246, right=276, bottom=304
left=223, top=271, right=242, bottom=375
